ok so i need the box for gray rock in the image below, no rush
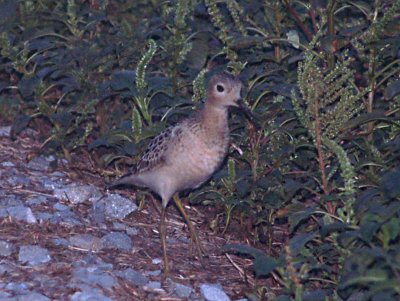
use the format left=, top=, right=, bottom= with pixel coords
left=70, top=289, right=113, bottom=301
left=116, top=268, right=149, bottom=286
left=24, top=155, right=55, bottom=171
left=73, top=255, right=113, bottom=270
left=0, top=240, right=14, bottom=256
left=101, top=232, right=132, bottom=252
left=7, top=174, right=30, bottom=186
left=54, top=202, right=70, bottom=211
left=174, top=282, right=194, bottom=298
left=0, top=126, right=11, bottom=137
left=35, top=212, right=55, bottom=222
left=0, top=291, right=11, bottom=298
left=72, top=266, right=117, bottom=288
left=126, top=226, right=138, bottom=236
left=8, top=206, right=37, bottom=223
left=112, top=222, right=138, bottom=235
left=0, top=262, right=15, bottom=275
left=102, top=194, right=138, bottom=219
left=69, top=234, right=103, bottom=252
left=144, top=281, right=162, bottom=290
left=52, top=238, right=71, bottom=246
left=200, top=284, right=230, bottom=301
left=0, top=208, right=8, bottom=217
left=50, top=171, right=66, bottom=178
left=1, top=194, right=22, bottom=207
left=18, top=245, right=51, bottom=265
left=54, top=184, right=102, bottom=204
left=26, top=195, right=48, bottom=206
left=60, top=216, right=83, bottom=227
left=152, top=258, right=162, bottom=265
left=1, top=161, right=14, bottom=167
left=89, top=201, right=105, bottom=224
left=40, top=176, right=65, bottom=190
left=112, top=221, right=126, bottom=230
left=145, top=270, right=161, bottom=277
left=5, top=282, right=28, bottom=294
left=16, top=292, right=51, bottom=301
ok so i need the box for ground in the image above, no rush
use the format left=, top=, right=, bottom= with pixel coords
left=0, top=124, right=282, bottom=300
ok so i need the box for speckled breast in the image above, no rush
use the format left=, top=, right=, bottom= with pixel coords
left=168, top=125, right=230, bottom=192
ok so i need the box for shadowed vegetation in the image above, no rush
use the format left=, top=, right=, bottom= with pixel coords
left=1, top=0, right=400, bottom=299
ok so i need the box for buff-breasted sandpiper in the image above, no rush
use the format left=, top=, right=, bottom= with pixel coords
left=111, top=72, right=250, bottom=278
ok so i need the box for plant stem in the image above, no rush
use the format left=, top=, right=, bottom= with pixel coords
left=327, top=0, right=337, bottom=69
left=314, top=98, right=329, bottom=196
left=282, top=0, right=313, bottom=41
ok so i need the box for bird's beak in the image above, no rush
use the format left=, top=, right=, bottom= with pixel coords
left=235, top=98, right=254, bottom=121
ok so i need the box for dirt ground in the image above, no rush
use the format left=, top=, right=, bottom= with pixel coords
left=0, top=124, right=284, bottom=300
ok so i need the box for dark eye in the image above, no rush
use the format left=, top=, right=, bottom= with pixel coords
left=216, top=84, right=225, bottom=92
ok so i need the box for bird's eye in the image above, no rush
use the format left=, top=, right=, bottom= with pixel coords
left=216, top=84, right=225, bottom=93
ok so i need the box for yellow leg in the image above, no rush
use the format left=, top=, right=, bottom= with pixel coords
left=173, top=194, right=205, bottom=262
left=160, top=205, right=170, bottom=277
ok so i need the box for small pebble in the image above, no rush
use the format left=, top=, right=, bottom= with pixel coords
left=8, top=206, right=37, bottom=223
left=70, top=234, right=103, bottom=252
left=54, top=184, right=101, bottom=204
left=0, top=126, right=11, bottom=137
left=102, top=193, right=138, bottom=219
left=18, top=245, right=51, bottom=265
left=0, top=240, right=14, bottom=256
left=101, top=232, right=132, bottom=252
left=200, top=284, right=230, bottom=301
left=70, top=289, right=113, bottom=301
left=116, top=268, right=149, bottom=286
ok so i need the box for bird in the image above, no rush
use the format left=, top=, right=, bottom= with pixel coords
left=110, top=72, right=250, bottom=278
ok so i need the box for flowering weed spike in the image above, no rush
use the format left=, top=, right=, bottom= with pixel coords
left=136, top=39, right=157, bottom=91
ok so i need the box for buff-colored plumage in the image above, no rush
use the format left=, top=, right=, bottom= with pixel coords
left=111, top=72, right=248, bottom=277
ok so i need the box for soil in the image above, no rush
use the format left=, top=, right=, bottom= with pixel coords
left=0, top=125, right=284, bottom=300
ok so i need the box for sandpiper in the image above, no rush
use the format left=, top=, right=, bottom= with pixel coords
left=111, top=72, right=249, bottom=277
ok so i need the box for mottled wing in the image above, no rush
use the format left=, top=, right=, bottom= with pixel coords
left=134, top=126, right=174, bottom=174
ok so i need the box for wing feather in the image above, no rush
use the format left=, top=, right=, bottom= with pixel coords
left=134, top=126, right=174, bottom=174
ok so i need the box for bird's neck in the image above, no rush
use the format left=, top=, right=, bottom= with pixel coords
left=199, top=103, right=229, bottom=136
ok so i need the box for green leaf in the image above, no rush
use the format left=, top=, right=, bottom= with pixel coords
left=320, top=222, right=351, bottom=239
left=289, top=207, right=318, bottom=232
left=339, top=270, right=387, bottom=288
left=222, top=244, right=277, bottom=277
left=186, top=38, right=210, bottom=69
left=385, top=80, right=400, bottom=99
left=10, top=115, right=31, bottom=138
left=253, top=255, right=278, bottom=277
left=380, top=169, right=400, bottom=199
left=235, top=179, right=249, bottom=197
left=88, top=138, right=110, bottom=150
left=110, top=70, right=136, bottom=91
left=18, top=76, right=39, bottom=97
left=302, top=290, right=328, bottom=301
left=289, top=233, right=315, bottom=256
left=343, top=112, right=400, bottom=130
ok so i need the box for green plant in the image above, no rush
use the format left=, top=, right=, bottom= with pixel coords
left=1, top=0, right=400, bottom=299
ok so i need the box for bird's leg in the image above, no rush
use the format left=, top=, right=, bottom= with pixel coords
left=160, top=205, right=170, bottom=277
left=173, top=194, right=205, bottom=262
left=160, top=204, right=185, bottom=283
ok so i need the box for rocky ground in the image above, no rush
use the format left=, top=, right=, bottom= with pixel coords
left=0, top=126, right=264, bottom=301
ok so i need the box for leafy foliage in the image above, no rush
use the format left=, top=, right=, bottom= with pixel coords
left=1, top=0, right=400, bottom=300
